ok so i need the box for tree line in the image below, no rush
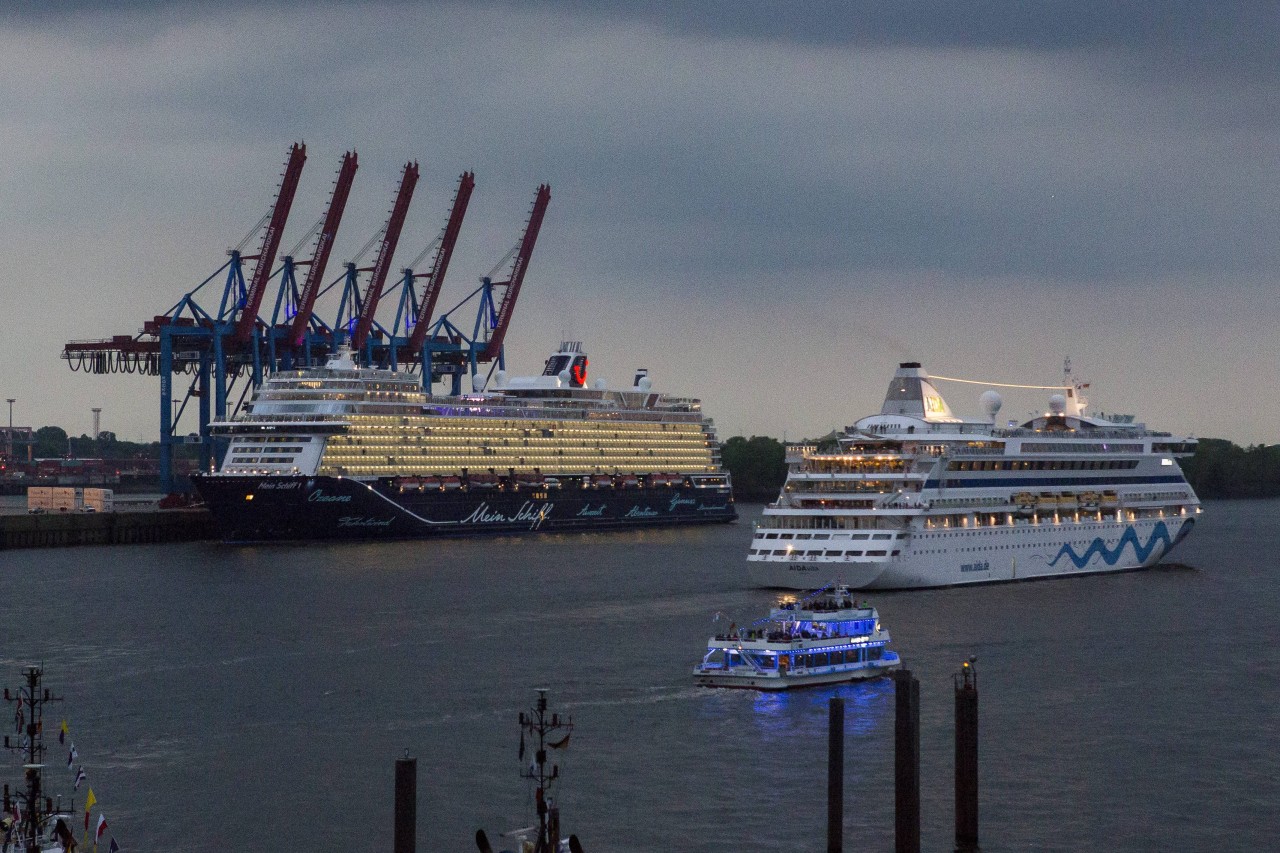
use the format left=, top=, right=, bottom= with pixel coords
left=719, top=434, right=1277, bottom=502
left=23, top=426, right=200, bottom=461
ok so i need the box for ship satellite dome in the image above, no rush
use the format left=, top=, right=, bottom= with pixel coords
left=637, top=376, right=651, bottom=391
left=979, top=390, right=1002, bottom=420
left=1049, top=394, right=1067, bottom=414
left=558, top=369, right=571, bottom=383
left=471, top=373, right=483, bottom=393
left=593, top=378, right=607, bottom=390
left=493, top=370, right=507, bottom=387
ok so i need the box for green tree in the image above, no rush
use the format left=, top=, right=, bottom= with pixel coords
left=721, top=435, right=787, bottom=501
left=32, top=426, right=68, bottom=459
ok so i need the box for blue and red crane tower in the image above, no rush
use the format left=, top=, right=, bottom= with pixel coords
left=267, top=150, right=360, bottom=369
left=64, top=144, right=311, bottom=490
left=61, top=146, right=551, bottom=493
left=414, top=183, right=551, bottom=393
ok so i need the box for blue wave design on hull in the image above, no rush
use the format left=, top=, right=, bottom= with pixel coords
left=1048, top=520, right=1184, bottom=569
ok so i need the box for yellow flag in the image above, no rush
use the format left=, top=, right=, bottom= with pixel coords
left=85, top=788, right=97, bottom=812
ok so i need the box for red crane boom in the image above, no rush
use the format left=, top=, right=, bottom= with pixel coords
left=481, top=184, right=550, bottom=362
left=351, top=161, right=419, bottom=351
left=234, top=142, right=308, bottom=342
left=406, top=171, right=475, bottom=353
left=289, top=150, right=359, bottom=346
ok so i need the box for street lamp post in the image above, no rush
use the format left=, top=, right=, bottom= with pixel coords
left=5, top=398, right=13, bottom=461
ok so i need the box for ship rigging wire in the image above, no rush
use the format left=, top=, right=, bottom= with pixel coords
left=927, top=374, right=1072, bottom=391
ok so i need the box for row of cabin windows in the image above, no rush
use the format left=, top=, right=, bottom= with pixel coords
left=728, top=647, right=885, bottom=669
left=948, top=459, right=1140, bottom=472
left=751, top=549, right=895, bottom=557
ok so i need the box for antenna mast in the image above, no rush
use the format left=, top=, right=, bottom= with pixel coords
left=3, top=665, right=65, bottom=852
left=518, top=689, right=573, bottom=853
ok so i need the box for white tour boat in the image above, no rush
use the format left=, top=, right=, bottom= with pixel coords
left=748, top=361, right=1201, bottom=589
left=692, top=585, right=901, bottom=690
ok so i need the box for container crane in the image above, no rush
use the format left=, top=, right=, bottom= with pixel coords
left=233, top=143, right=307, bottom=342
left=350, top=161, right=419, bottom=358
left=287, top=151, right=359, bottom=350
left=62, top=143, right=309, bottom=491
left=61, top=148, right=550, bottom=492
left=482, top=184, right=550, bottom=362
left=419, top=183, right=551, bottom=393
left=399, top=171, right=475, bottom=361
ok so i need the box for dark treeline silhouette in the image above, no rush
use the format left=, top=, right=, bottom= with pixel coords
left=1179, top=438, right=1280, bottom=499
left=25, top=426, right=199, bottom=461
left=721, top=434, right=1276, bottom=503
left=720, top=435, right=787, bottom=501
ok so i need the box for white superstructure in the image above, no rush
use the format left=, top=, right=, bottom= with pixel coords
left=748, top=362, right=1201, bottom=589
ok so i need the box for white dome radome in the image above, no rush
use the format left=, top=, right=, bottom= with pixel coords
left=980, top=390, right=1003, bottom=420
left=1048, top=394, right=1067, bottom=414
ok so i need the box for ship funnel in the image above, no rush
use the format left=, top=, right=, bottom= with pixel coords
left=881, top=363, right=957, bottom=422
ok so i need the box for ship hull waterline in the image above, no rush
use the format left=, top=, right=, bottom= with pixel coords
left=693, top=661, right=899, bottom=691
left=195, top=474, right=737, bottom=543
left=747, top=515, right=1195, bottom=590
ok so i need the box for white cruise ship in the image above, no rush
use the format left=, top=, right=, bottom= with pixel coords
left=747, top=362, right=1201, bottom=589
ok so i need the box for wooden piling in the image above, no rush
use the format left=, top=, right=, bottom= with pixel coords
left=955, top=662, right=980, bottom=852
left=394, top=753, right=417, bottom=853
left=894, top=669, right=920, bottom=853
left=828, top=695, right=844, bottom=853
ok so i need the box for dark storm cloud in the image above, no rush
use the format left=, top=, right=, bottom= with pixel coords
left=10, top=0, right=1275, bottom=284
left=9, top=1, right=1278, bottom=67
left=3, top=0, right=1277, bottom=442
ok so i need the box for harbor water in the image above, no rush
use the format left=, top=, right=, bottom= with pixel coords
left=0, top=500, right=1273, bottom=851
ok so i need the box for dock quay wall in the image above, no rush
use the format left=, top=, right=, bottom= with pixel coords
left=0, top=510, right=214, bottom=550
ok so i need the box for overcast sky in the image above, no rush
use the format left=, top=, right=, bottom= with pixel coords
left=3, top=1, right=1277, bottom=445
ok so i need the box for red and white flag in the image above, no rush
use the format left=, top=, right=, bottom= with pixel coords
left=96, top=813, right=108, bottom=841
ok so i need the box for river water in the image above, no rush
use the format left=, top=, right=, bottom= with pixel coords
left=0, top=500, right=1273, bottom=851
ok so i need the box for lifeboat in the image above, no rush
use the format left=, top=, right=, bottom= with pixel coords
left=1079, top=491, right=1101, bottom=508
left=1036, top=492, right=1058, bottom=509
left=421, top=476, right=442, bottom=490
left=1100, top=490, right=1120, bottom=509
left=441, top=476, right=463, bottom=491
left=468, top=473, right=501, bottom=489
left=515, top=472, right=545, bottom=488
left=394, top=476, right=422, bottom=491
left=1057, top=492, right=1079, bottom=509
left=591, top=474, right=614, bottom=488
left=620, top=475, right=640, bottom=488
